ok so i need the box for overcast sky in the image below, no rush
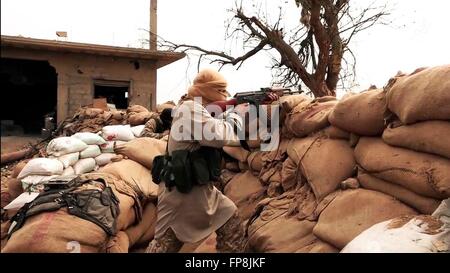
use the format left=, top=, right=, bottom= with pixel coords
left=2, top=0, right=450, bottom=103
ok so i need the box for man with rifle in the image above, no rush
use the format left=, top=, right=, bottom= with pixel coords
left=147, top=69, right=293, bottom=253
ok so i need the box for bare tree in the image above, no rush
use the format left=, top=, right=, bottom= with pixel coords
left=158, top=0, right=390, bottom=97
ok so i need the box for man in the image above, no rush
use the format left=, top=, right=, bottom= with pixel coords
left=146, top=69, right=250, bottom=253
left=139, top=108, right=173, bottom=139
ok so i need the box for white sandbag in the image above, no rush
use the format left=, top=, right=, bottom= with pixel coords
left=131, top=125, right=145, bottom=137
left=71, top=132, right=106, bottom=145
left=17, top=158, right=64, bottom=179
left=341, top=215, right=449, bottom=253
left=73, top=158, right=96, bottom=175
left=46, top=137, right=88, bottom=157
left=80, top=145, right=101, bottom=159
left=95, top=153, right=117, bottom=166
left=102, top=125, right=135, bottom=141
left=57, top=152, right=79, bottom=168
left=100, top=141, right=126, bottom=153
left=21, top=175, right=59, bottom=190
left=61, top=166, right=75, bottom=176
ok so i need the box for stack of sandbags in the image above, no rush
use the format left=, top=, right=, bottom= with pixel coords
left=246, top=194, right=338, bottom=253
left=1, top=173, right=158, bottom=253
left=355, top=137, right=449, bottom=214
left=126, top=105, right=155, bottom=126
left=62, top=107, right=128, bottom=135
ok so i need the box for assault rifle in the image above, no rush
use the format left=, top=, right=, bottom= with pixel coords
left=234, top=87, right=303, bottom=107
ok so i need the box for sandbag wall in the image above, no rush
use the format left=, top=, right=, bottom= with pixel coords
left=221, top=65, right=450, bottom=253
left=1, top=103, right=171, bottom=253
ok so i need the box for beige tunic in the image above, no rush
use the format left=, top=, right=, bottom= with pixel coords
left=154, top=100, right=243, bottom=243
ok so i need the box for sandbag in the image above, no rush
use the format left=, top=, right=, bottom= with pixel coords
left=57, top=152, right=79, bottom=168
left=315, top=126, right=350, bottom=140
left=285, top=100, right=337, bottom=138
left=386, top=65, right=450, bottom=124
left=247, top=196, right=336, bottom=253
left=329, top=89, right=387, bottom=136
left=342, top=214, right=449, bottom=253
left=46, top=137, right=88, bottom=157
left=313, top=189, right=418, bottom=249
left=71, top=132, right=106, bottom=145
left=127, top=105, right=149, bottom=114
left=130, top=125, right=145, bottom=137
left=223, top=146, right=249, bottom=162
left=128, top=112, right=153, bottom=126
left=95, top=153, right=117, bottom=166
left=279, top=94, right=311, bottom=113
left=102, top=125, right=135, bottom=141
left=7, top=178, right=23, bottom=201
left=80, top=145, right=101, bottom=159
left=21, top=175, right=59, bottom=187
left=100, top=141, right=126, bottom=153
left=355, top=137, right=450, bottom=199
left=114, top=137, right=166, bottom=169
left=247, top=151, right=264, bottom=174
left=124, top=202, right=157, bottom=247
left=287, top=137, right=355, bottom=200
left=281, top=157, right=299, bottom=191
left=73, top=158, right=96, bottom=175
left=17, top=158, right=64, bottom=179
left=11, top=160, right=30, bottom=178
left=382, top=120, right=450, bottom=159
left=2, top=209, right=107, bottom=253
left=61, top=166, right=75, bottom=176
left=358, top=169, right=440, bottom=214
left=100, top=159, right=158, bottom=199
left=224, top=171, right=265, bottom=220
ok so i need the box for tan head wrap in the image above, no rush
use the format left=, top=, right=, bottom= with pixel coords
left=187, top=69, right=230, bottom=103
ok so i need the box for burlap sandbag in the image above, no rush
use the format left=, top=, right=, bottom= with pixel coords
left=247, top=196, right=337, bottom=253
left=224, top=171, right=265, bottom=221
left=287, top=137, right=355, bottom=200
left=128, top=112, right=153, bottom=126
left=313, top=189, right=417, bottom=249
left=114, top=137, right=166, bottom=169
left=329, top=88, right=387, bottom=136
left=2, top=209, right=108, bottom=253
left=386, top=65, right=450, bottom=124
left=279, top=94, right=311, bottom=113
left=295, top=238, right=339, bottom=253
left=127, top=105, right=149, bottom=114
left=100, top=159, right=159, bottom=199
left=358, top=170, right=441, bottom=214
left=382, top=120, right=450, bottom=159
left=285, top=100, right=337, bottom=138
left=281, top=157, right=298, bottom=191
left=316, top=126, right=350, bottom=140
left=125, top=202, right=157, bottom=247
left=7, top=178, right=23, bottom=200
left=355, top=137, right=450, bottom=199
left=247, top=151, right=264, bottom=174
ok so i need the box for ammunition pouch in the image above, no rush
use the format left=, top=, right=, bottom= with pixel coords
left=151, top=146, right=222, bottom=194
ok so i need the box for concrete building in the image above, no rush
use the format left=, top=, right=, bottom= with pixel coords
left=0, top=35, right=184, bottom=133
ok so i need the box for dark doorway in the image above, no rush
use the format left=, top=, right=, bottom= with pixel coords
left=94, top=80, right=129, bottom=110
left=0, top=58, right=57, bottom=135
